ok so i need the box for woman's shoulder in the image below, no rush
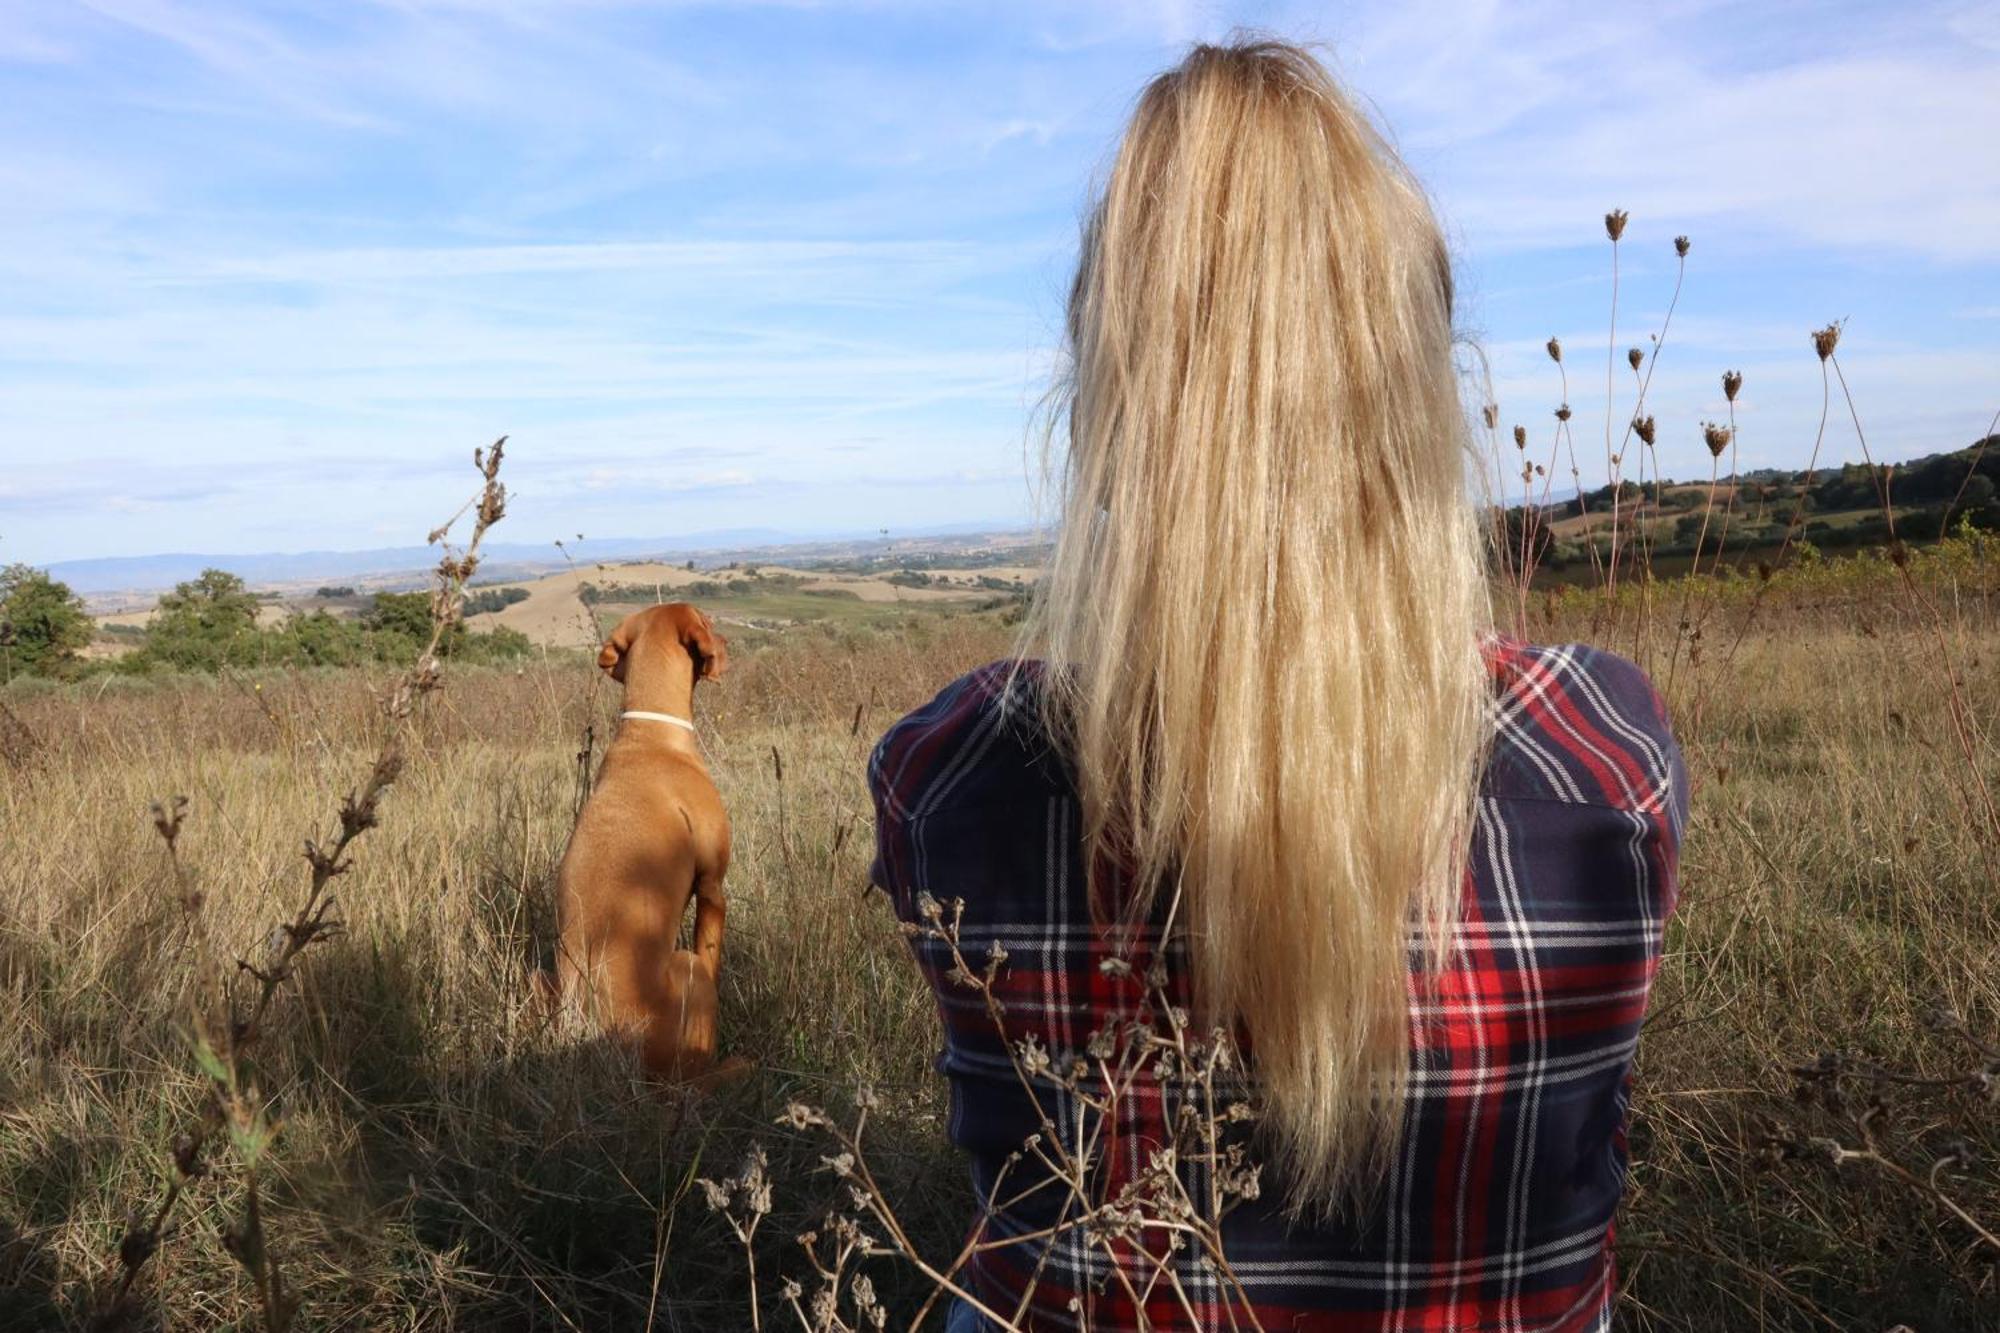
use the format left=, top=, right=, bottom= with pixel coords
left=1480, top=635, right=1687, bottom=825
left=866, top=659, right=1064, bottom=825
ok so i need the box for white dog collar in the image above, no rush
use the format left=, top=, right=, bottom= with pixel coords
left=620, top=710, right=696, bottom=733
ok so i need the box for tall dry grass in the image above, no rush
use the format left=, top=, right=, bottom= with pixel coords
left=3, top=587, right=1997, bottom=1328
left=1, top=617, right=1011, bottom=1330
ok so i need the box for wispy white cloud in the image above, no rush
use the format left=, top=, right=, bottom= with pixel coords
left=0, top=0, right=1994, bottom=564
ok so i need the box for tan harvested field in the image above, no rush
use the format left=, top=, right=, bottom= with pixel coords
left=479, top=561, right=715, bottom=646
left=792, top=577, right=977, bottom=603
left=85, top=560, right=1039, bottom=653
left=97, top=604, right=295, bottom=632
left=7, top=554, right=2000, bottom=1330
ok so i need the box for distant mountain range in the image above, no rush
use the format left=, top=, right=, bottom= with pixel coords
left=46, top=522, right=1037, bottom=600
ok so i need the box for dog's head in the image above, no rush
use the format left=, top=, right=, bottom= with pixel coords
left=597, top=603, right=728, bottom=686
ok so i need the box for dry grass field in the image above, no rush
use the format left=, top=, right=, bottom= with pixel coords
left=5, top=545, right=2000, bottom=1329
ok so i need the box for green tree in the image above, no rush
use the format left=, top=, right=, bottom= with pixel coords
left=0, top=564, right=93, bottom=679
left=463, top=586, right=528, bottom=615
left=142, top=568, right=262, bottom=670
left=271, top=610, right=369, bottom=667
left=460, top=624, right=532, bottom=663
left=364, top=591, right=465, bottom=657
left=1956, top=473, right=1996, bottom=513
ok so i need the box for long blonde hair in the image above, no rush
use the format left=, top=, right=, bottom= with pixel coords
left=1022, top=40, right=1492, bottom=1207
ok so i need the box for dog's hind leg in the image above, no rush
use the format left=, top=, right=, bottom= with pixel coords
left=690, top=867, right=727, bottom=976
left=646, top=949, right=719, bottom=1079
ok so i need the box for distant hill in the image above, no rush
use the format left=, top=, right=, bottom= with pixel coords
left=1499, top=434, right=2000, bottom=583
left=44, top=522, right=1033, bottom=599
left=1505, top=435, right=2000, bottom=522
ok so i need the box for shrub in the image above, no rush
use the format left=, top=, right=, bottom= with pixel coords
left=138, top=568, right=263, bottom=671
left=464, top=586, right=529, bottom=615
left=0, top=564, right=92, bottom=680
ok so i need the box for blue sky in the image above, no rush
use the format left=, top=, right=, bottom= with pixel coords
left=3, top=0, right=1997, bottom=565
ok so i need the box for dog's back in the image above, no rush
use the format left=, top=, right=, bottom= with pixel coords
left=547, top=604, right=732, bottom=1080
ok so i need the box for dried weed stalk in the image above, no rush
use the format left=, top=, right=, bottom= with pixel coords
left=90, top=439, right=511, bottom=1332
left=1766, top=1001, right=2000, bottom=1257
left=712, top=892, right=1267, bottom=1331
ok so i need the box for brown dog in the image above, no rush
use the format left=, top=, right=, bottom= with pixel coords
left=549, top=602, right=733, bottom=1080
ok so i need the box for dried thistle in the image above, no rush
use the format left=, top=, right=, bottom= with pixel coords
left=1813, top=320, right=1844, bottom=361
left=1674, top=234, right=1690, bottom=257
left=700, top=1146, right=775, bottom=1332
left=1555, top=404, right=1572, bottom=422
left=150, top=795, right=188, bottom=854
left=1703, top=422, right=1732, bottom=457
left=1632, top=415, right=1657, bottom=447
left=1627, top=348, right=1643, bottom=373
left=1545, top=336, right=1562, bottom=364
left=1512, top=425, right=1527, bottom=451
left=1723, top=370, right=1743, bottom=402
left=1605, top=209, right=1629, bottom=242
left=1481, top=403, right=1498, bottom=431
left=91, top=443, right=510, bottom=1333
left=784, top=889, right=1270, bottom=1330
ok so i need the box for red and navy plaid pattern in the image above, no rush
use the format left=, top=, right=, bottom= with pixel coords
left=868, top=637, right=1687, bottom=1331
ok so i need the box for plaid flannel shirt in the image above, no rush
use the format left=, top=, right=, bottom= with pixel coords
left=868, top=637, right=1687, bottom=1332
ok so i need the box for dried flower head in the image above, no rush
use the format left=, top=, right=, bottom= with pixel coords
left=1481, top=403, right=1498, bottom=431
left=1702, top=422, right=1731, bottom=457
left=1545, top=336, right=1562, bottom=364
left=1512, top=425, right=1527, bottom=450
left=1555, top=403, right=1572, bottom=422
left=1722, top=370, right=1743, bottom=402
left=149, top=795, right=188, bottom=851
left=1632, top=415, right=1657, bottom=446
left=1627, top=347, right=1644, bottom=373
left=1605, top=209, right=1629, bottom=242
left=1812, top=321, right=1843, bottom=361
left=778, top=1103, right=828, bottom=1131
left=1015, top=1035, right=1052, bottom=1079
left=1674, top=235, right=1690, bottom=257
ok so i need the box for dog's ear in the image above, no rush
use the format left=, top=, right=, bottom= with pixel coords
left=689, top=609, right=728, bottom=681
left=598, top=612, right=640, bottom=683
